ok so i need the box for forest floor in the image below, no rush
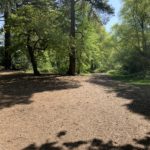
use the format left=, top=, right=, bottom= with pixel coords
left=0, top=71, right=150, bottom=150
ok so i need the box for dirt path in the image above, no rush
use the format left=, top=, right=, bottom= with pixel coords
left=0, top=72, right=150, bottom=150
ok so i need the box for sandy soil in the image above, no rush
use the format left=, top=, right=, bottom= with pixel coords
left=0, top=72, right=150, bottom=150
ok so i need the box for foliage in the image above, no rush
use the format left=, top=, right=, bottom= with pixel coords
left=0, top=0, right=149, bottom=77
left=108, top=70, right=150, bottom=86
left=111, top=0, right=150, bottom=74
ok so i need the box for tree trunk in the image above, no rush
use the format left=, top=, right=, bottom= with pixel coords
left=141, top=21, right=146, bottom=52
left=27, top=36, right=40, bottom=76
left=90, top=59, right=95, bottom=72
left=4, top=11, right=12, bottom=70
left=67, top=0, right=76, bottom=75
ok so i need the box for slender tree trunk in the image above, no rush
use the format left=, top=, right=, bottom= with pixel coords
left=67, top=0, right=76, bottom=75
left=4, top=11, right=12, bottom=70
left=90, top=59, right=95, bottom=72
left=141, top=21, right=146, bottom=52
left=27, top=36, right=40, bottom=76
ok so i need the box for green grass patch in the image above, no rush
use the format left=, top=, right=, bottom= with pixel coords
left=107, top=70, right=150, bottom=86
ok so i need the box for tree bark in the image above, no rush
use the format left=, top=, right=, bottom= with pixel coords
left=141, top=21, right=146, bottom=52
left=27, top=35, right=40, bottom=76
left=67, top=0, right=76, bottom=75
left=4, top=11, right=12, bottom=70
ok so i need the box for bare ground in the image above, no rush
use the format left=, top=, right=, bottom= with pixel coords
left=0, top=72, right=150, bottom=150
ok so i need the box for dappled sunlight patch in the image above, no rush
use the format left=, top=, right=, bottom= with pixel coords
left=88, top=74, right=150, bottom=120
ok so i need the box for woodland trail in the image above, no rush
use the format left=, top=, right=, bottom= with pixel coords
left=0, top=72, right=150, bottom=150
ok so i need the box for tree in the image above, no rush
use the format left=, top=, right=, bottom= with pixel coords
left=67, top=0, right=114, bottom=75
left=10, top=0, right=58, bottom=75
left=0, top=0, right=14, bottom=69
left=0, top=0, right=114, bottom=75
left=112, top=0, right=150, bottom=74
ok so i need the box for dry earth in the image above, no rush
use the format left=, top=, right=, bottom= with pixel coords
left=0, top=72, right=150, bottom=150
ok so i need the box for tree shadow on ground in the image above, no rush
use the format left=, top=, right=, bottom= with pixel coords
left=88, top=74, right=150, bottom=120
left=134, top=132, right=150, bottom=150
left=0, top=73, right=81, bottom=110
left=22, top=131, right=150, bottom=150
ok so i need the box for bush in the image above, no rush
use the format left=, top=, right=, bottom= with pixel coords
left=11, top=50, right=29, bottom=70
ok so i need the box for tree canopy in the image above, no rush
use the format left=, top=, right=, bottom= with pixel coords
left=0, top=0, right=149, bottom=76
